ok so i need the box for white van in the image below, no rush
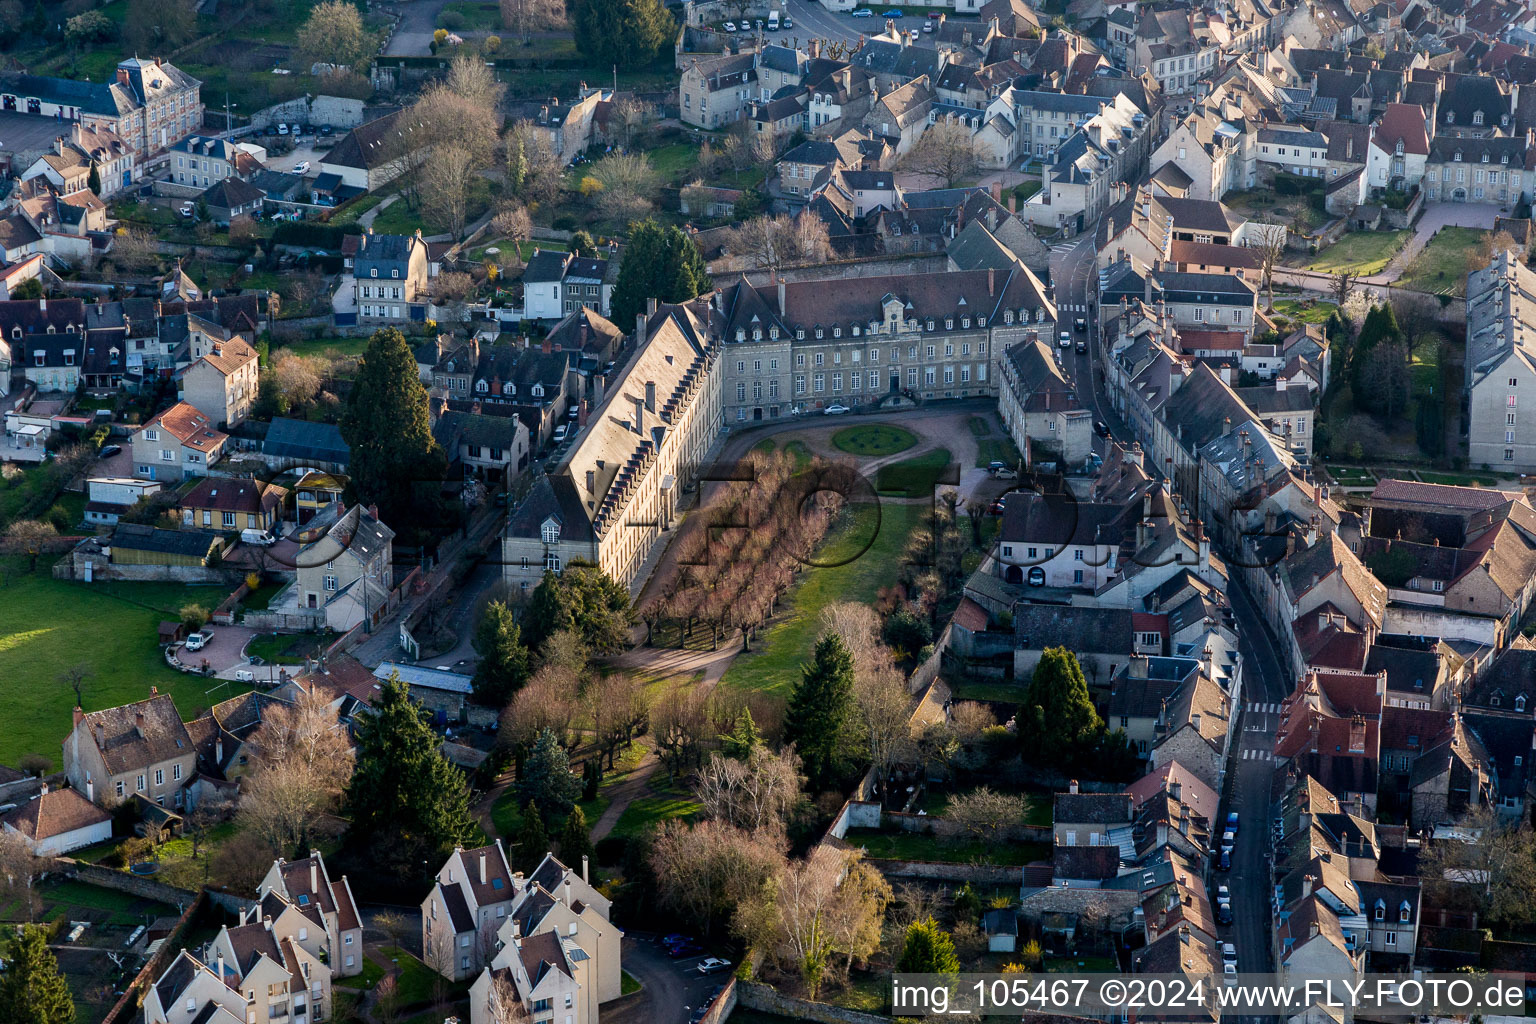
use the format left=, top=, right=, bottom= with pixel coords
left=235, top=669, right=255, bottom=682
left=768, top=9, right=781, bottom=29
left=241, top=528, right=276, bottom=546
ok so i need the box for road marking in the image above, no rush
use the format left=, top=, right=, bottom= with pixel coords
left=1241, top=748, right=1274, bottom=761
left=1246, top=701, right=1280, bottom=714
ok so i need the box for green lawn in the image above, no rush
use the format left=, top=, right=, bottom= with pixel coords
left=244, top=631, right=334, bottom=665
left=1013, top=179, right=1042, bottom=204
left=918, top=789, right=1051, bottom=827
left=378, top=946, right=453, bottom=1008
left=874, top=448, right=954, bottom=497
left=1326, top=466, right=1377, bottom=486
left=968, top=416, right=991, bottom=437
left=1270, top=298, right=1338, bottom=324
left=1416, top=471, right=1502, bottom=487
left=439, top=0, right=502, bottom=29
left=1397, top=227, right=1484, bottom=296
left=830, top=424, right=917, bottom=457
left=608, top=792, right=701, bottom=838
left=842, top=828, right=1050, bottom=866
left=0, top=562, right=247, bottom=769
left=622, top=971, right=642, bottom=995
left=975, top=437, right=1023, bottom=470
left=338, top=956, right=387, bottom=990
left=1303, top=230, right=1410, bottom=275
left=275, top=336, right=370, bottom=360
left=720, top=503, right=923, bottom=697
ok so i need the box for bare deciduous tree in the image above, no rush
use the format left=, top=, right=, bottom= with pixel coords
left=650, top=817, right=786, bottom=936
left=653, top=682, right=710, bottom=779
left=58, top=663, right=90, bottom=708
left=724, top=213, right=831, bottom=272
left=584, top=153, right=659, bottom=219
left=609, top=96, right=653, bottom=149
left=419, top=143, right=480, bottom=240
left=1419, top=807, right=1536, bottom=928
left=945, top=787, right=1026, bottom=843
left=488, top=967, right=534, bottom=1022
left=505, top=121, right=564, bottom=204
left=587, top=672, right=649, bottom=769
left=237, top=688, right=355, bottom=856
left=492, top=205, right=533, bottom=267
left=1247, top=220, right=1287, bottom=311
left=111, top=227, right=160, bottom=274
left=500, top=665, right=581, bottom=749
left=500, top=0, right=567, bottom=40
left=901, top=119, right=980, bottom=188
left=0, top=831, right=46, bottom=921
left=825, top=853, right=891, bottom=981
left=695, top=746, right=802, bottom=833
left=1474, top=230, right=1523, bottom=273
left=270, top=353, right=323, bottom=409
left=432, top=271, right=476, bottom=303
left=854, top=663, right=912, bottom=784
left=445, top=53, right=506, bottom=115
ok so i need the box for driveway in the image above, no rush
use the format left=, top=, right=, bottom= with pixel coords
left=383, top=0, right=453, bottom=55
left=171, top=624, right=258, bottom=677
left=602, top=936, right=726, bottom=1024
left=262, top=140, right=326, bottom=179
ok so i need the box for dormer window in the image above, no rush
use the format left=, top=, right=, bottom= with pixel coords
left=542, top=522, right=559, bottom=543
left=752, top=328, right=761, bottom=341
left=1482, top=153, right=1490, bottom=163
left=796, top=329, right=805, bottom=340
left=1395, top=140, right=1403, bottom=156
left=926, top=319, right=935, bottom=331
left=1502, top=154, right=1510, bottom=164
left=736, top=328, right=746, bottom=341
left=1005, top=311, right=1014, bottom=324
left=1473, top=111, right=1484, bottom=126
left=1399, top=901, right=1411, bottom=923
left=1374, top=899, right=1385, bottom=921
left=1518, top=694, right=1528, bottom=712
left=371, top=268, right=378, bottom=277
left=851, top=325, right=860, bottom=336
left=815, top=327, right=824, bottom=339
left=944, top=318, right=954, bottom=330
left=476, top=379, right=487, bottom=392
left=1501, top=114, right=1509, bottom=126
left=504, top=382, right=515, bottom=395
left=769, top=327, right=779, bottom=339
left=531, top=383, right=544, bottom=397
left=1454, top=151, right=1463, bottom=162
left=392, top=269, right=399, bottom=278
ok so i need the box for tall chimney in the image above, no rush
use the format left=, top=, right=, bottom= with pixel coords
left=310, top=859, right=319, bottom=895
left=73, top=706, right=84, bottom=728
left=778, top=279, right=786, bottom=316
left=480, top=852, right=487, bottom=886
left=633, top=396, right=645, bottom=433
left=635, top=313, right=647, bottom=349
left=645, top=380, right=656, bottom=412
left=582, top=855, right=590, bottom=885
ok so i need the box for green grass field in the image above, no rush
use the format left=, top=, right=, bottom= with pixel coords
left=831, top=424, right=918, bottom=457
left=975, top=437, right=1023, bottom=469
left=875, top=448, right=954, bottom=497
left=720, top=503, right=923, bottom=697
left=274, top=336, right=370, bottom=360
left=0, top=561, right=248, bottom=769
left=1396, top=227, right=1483, bottom=296
left=842, top=828, right=1050, bottom=866
left=1416, top=471, right=1502, bottom=487
left=244, top=631, right=335, bottom=665
left=1270, top=298, right=1338, bottom=324
left=1304, top=230, right=1410, bottom=275
left=608, top=791, right=702, bottom=838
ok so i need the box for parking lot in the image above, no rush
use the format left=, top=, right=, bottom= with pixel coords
left=606, top=934, right=733, bottom=1024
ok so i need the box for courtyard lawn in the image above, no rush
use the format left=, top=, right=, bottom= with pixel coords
left=438, top=1, right=501, bottom=29
left=274, top=336, right=369, bottom=360
left=721, top=503, right=923, bottom=697
left=842, top=828, right=1051, bottom=866
left=1326, top=465, right=1377, bottom=487
left=244, top=631, right=335, bottom=665
left=874, top=448, right=954, bottom=497
left=1303, top=230, right=1410, bottom=276
left=1396, top=227, right=1484, bottom=296
left=0, top=561, right=246, bottom=770
left=1417, top=471, right=1503, bottom=487
left=608, top=789, right=702, bottom=838
left=831, top=424, right=918, bottom=457
left=1270, top=298, right=1338, bottom=324
left=975, top=436, right=1023, bottom=469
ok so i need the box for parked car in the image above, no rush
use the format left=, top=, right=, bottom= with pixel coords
left=697, top=958, right=732, bottom=975
left=1215, top=902, right=1233, bottom=925
left=1095, top=419, right=1110, bottom=437
left=99, top=444, right=122, bottom=458
left=184, top=631, right=213, bottom=651
left=293, top=160, right=310, bottom=174
left=850, top=7, right=874, bottom=15
left=921, top=20, right=933, bottom=30
left=659, top=934, right=695, bottom=948
left=755, top=18, right=764, bottom=29
left=1075, top=341, right=1086, bottom=353
left=1216, top=849, right=1231, bottom=871
left=1226, top=811, right=1239, bottom=833
left=241, top=528, right=277, bottom=547
left=782, top=15, right=792, bottom=26
left=553, top=424, right=569, bottom=443
left=722, top=19, right=736, bottom=29
left=1216, top=884, right=1231, bottom=905
left=178, top=203, right=195, bottom=218
left=277, top=122, right=289, bottom=134
left=1058, top=330, right=1071, bottom=347
left=882, top=7, right=903, bottom=14
left=1026, top=566, right=1045, bottom=586
left=320, top=124, right=334, bottom=135
left=992, top=467, right=1018, bottom=480
left=667, top=943, right=704, bottom=959
left=927, top=10, right=943, bottom=16
left=824, top=403, right=850, bottom=414
left=1222, top=943, right=1237, bottom=967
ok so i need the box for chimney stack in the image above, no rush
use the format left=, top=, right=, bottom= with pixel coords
left=582, top=855, right=590, bottom=884
left=73, top=706, right=84, bottom=728
left=480, top=852, right=487, bottom=886
left=542, top=335, right=552, bottom=355
left=1069, top=779, right=1079, bottom=794
left=645, top=380, right=656, bottom=412
left=633, top=396, right=646, bottom=433
left=310, top=858, right=319, bottom=896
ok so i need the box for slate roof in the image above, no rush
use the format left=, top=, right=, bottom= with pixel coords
left=264, top=417, right=350, bottom=465
left=1014, top=604, right=1134, bottom=652
left=110, top=524, right=222, bottom=560
left=1054, top=792, right=1133, bottom=824
left=75, top=692, right=194, bottom=776
left=325, top=108, right=422, bottom=171
left=202, top=176, right=266, bottom=210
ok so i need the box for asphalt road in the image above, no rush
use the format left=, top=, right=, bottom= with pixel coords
left=604, top=935, right=728, bottom=1024
left=774, top=0, right=977, bottom=49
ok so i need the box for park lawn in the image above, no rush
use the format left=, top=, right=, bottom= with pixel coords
left=875, top=448, right=953, bottom=497
left=608, top=791, right=701, bottom=838
left=1326, top=466, right=1377, bottom=486
left=0, top=561, right=246, bottom=770
left=1304, top=230, right=1410, bottom=275
left=831, top=424, right=917, bottom=457
left=1397, top=227, right=1483, bottom=296
left=1013, top=179, right=1042, bottom=204
left=842, top=828, right=1050, bottom=866
left=1270, top=298, right=1337, bottom=324
left=720, top=503, right=923, bottom=698
left=1417, top=471, right=1502, bottom=487
left=783, top=440, right=813, bottom=470
left=968, top=416, right=992, bottom=437
left=975, top=437, right=1023, bottom=469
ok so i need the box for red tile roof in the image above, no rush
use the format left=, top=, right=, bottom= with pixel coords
left=3, top=787, right=111, bottom=841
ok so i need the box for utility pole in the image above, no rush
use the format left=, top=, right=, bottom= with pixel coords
left=224, top=91, right=231, bottom=134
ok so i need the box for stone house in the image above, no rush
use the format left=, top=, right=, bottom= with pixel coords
left=293, top=503, right=395, bottom=633
left=998, top=337, right=1093, bottom=468
left=132, top=400, right=228, bottom=481
left=178, top=332, right=257, bottom=428
left=0, top=786, right=112, bottom=856
left=255, top=850, right=365, bottom=977
left=422, top=842, right=520, bottom=981
left=350, top=229, right=430, bottom=326
left=62, top=690, right=197, bottom=808
left=680, top=53, right=757, bottom=129
left=170, top=135, right=262, bottom=189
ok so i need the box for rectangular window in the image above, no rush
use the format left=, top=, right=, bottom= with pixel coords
left=116, top=781, right=124, bottom=798
left=324, top=575, right=338, bottom=591
left=173, top=763, right=182, bottom=780
left=154, top=769, right=163, bottom=786
left=136, top=774, right=145, bottom=792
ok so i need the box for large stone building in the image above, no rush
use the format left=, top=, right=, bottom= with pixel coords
left=502, top=299, right=722, bottom=593
left=1466, top=250, right=1536, bottom=469
left=715, top=265, right=1055, bottom=422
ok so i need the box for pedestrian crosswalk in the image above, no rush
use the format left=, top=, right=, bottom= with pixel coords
left=1240, top=748, right=1274, bottom=761
left=1060, top=303, right=1088, bottom=313
left=1050, top=241, right=1080, bottom=254
left=1246, top=701, right=1282, bottom=714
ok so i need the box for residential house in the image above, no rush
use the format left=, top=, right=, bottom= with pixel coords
left=200, top=176, right=266, bottom=226
left=1, top=296, right=88, bottom=393
left=995, top=485, right=1130, bottom=589
left=62, top=689, right=197, bottom=808
left=255, top=850, right=365, bottom=977
left=680, top=53, right=757, bottom=129
left=200, top=918, right=331, bottom=1024
left=318, top=107, right=425, bottom=193
left=1367, top=103, right=1431, bottom=192
left=864, top=76, right=936, bottom=155
left=178, top=477, right=287, bottom=534
left=262, top=417, right=350, bottom=475
left=178, top=333, right=257, bottom=428
left=169, top=135, right=262, bottom=189
left=293, top=472, right=347, bottom=525
left=132, top=400, right=228, bottom=481
left=1424, top=133, right=1532, bottom=205
left=0, top=58, right=202, bottom=164
left=84, top=476, right=162, bottom=526
left=1053, top=787, right=1133, bottom=847
left=522, top=250, right=615, bottom=321
left=513, top=88, right=610, bottom=165
left=293, top=503, right=395, bottom=632
left=142, top=951, right=247, bottom=1024
left=433, top=335, right=574, bottom=449
left=1410, top=715, right=1495, bottom=828
left=350, top=229, right=431, bottom=326
left=1, top=786, right=112, bottom=856
left=421, top=842, right=518, bottom=981
left=433, top=408, right=531, bottom=485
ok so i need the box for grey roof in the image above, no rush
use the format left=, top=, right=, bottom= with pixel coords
left=0, top=71, right=132, bottom=118
left=374, top=661, right=474, bottom=694
left=264, top=417, right=351, bottom=465
left=1054, top=792, right=1133, bottom=824
left=758, top=44, right=807, bottom=74
left=1258, top=127, right=1327, bottom=147
left=1013, top=603, right=1135, bottom=652
left=110, top=523, right=220, bottom=558
left=1155, top=270, right=1255, bottom=302
left=354, top=232, right=417, bottom=276
left=202, top=176, right=265, bottom=210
